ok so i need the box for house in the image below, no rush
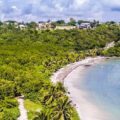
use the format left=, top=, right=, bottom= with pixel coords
left=4, top=21, right=18, bottom=25
left=37, top=21, right=54, bottom=30
left=38, top=21, right=45, bottom=29
left=18, top=23, right=26, bottom=30
left=78, top=23, right=91, bottom=29
left=3, top=21, right=19, bottom=27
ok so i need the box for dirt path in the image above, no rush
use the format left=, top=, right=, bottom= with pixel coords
left=17, top=96, right=28, bottom=120
left=104, top=41, right=115, bottom=50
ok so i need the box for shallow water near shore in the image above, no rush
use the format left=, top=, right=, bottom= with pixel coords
left=74, top=58, right=120, bottom=120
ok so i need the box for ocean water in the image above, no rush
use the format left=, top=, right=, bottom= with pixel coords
left=77, top=58, right=120, bottom=120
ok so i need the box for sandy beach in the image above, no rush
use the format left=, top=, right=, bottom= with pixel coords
left=51, top=56, right=108, bottom=120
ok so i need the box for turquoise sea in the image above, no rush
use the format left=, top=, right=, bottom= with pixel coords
left=76, top=58, right=120, bottom=120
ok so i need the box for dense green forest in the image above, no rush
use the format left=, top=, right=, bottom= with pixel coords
left=0, top=23, right=120, bottom=120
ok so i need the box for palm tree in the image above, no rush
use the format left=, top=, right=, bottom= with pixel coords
left=51, top=97, right=73, bottom=120
left=56, top=82, right=66, bottom=93
left=40, top=85, right=65, bottom=106
left=33, top=109, right=52, bottom=120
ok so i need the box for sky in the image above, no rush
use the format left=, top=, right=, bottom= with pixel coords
left=0, top=0, right=120, bottom=22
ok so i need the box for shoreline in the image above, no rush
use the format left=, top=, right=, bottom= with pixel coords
left=51, top=56, right=107, bottom=120
left=51, top=56, right=106, bottom=84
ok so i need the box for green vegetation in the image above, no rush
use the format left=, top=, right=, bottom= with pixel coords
left=0, top=98, right=20, bottom=120
left=24, top=99, right=42, bottom=120
left=0, top=22, right=120, bottom=119
left=72, top=108, right=80, bottom=120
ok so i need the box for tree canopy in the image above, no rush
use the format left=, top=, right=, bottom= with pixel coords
left=0, top=22, right=120, bottom=119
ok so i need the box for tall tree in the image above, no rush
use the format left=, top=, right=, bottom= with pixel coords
left=51, top=97, right=73, bottom=120
left=68, top=18, right=76, bottom=26
left=27, top=22, right=38, bottom=29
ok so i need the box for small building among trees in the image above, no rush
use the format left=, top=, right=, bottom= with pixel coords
left=78, top=23, right=91, bottom=29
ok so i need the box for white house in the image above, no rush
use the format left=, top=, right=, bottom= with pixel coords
left=79, top=23, right=91, bottom=29
left=37, top=21, right=53, bottom=30
left=19, top=24, right=26, bottom=30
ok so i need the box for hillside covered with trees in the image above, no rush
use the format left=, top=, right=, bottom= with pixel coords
left=0, top=22, right=120, bottom=120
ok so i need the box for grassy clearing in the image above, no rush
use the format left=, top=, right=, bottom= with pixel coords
left=24, top=99, right=42, bottom=120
